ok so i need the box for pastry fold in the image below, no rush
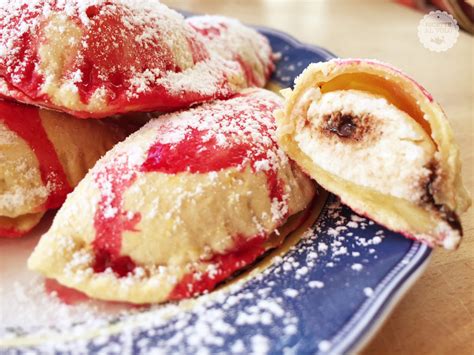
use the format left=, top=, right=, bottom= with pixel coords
left=275, top=59, right=471, bottom=249
left=0, top=100, right=125, bottom=237
left=0, top=1, right=273, bottom=118
left=28, top=88, right=316, bottom=304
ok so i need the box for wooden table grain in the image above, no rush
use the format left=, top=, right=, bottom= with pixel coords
left=163, top=0, right=474, bottom=353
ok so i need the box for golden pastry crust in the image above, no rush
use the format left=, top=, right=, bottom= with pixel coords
left=0, top=100, right=126, bottom=237
left=0, top=213, right=45, bottom=237
left=28, top=89, right=316, bottom=304
left=0, top=1, right=274, bottom=118
left=0, top=122, right=46, bottom=218
left=275, top=59, right=471, bottom=249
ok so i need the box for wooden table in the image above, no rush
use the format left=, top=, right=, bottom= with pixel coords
left=163, top=0, right=473, bottom=353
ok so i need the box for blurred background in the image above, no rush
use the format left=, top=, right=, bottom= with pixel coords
left=398, top=0, right=473, bottom=33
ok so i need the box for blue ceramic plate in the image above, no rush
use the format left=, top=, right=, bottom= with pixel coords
left=1, top=26, right=432, bottom=355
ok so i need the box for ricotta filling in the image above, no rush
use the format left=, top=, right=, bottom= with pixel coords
left=295, top=89, right=436, bottom=203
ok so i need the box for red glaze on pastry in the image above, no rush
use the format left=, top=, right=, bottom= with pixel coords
left=0, top=101, right=71, bottom=210
left=90, top=91, right=286, bottom=279
left=0, top=2, right=274, bottom=118
left=169, top=194, right=315, bottom=301
left=92, top=155, right=140, bottom=277
left=0, top=99, right=126, bottom=238
left=140, top=92, right=285, bottom=205
left=28, top=89, right=316, bottom=304
left=169, top=233, right=267, bottom=300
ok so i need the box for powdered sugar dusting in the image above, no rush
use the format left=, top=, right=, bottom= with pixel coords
left=146, top=89, right=289, bottom=213
left=0, top=158, right=48, bottom=213
left=187, top=15, right=274, bottom=88
left=2, top=275, right=107, bottom=329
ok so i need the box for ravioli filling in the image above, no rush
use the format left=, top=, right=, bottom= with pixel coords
left=295, top=89, right=436, bottom=204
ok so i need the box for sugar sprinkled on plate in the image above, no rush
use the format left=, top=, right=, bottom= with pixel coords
left=308, top=280, right=325, bottom=289
left=364, top=287, right=374, bottom=297
left=318, top=340, right=332, bottom=352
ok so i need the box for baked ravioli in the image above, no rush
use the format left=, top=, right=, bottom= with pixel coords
left=28, top=89, right=316, bottom=304
left=0, top=100, right=125, bottom=237
left=186, top=15, right=274, bottom=88
left=275, top=59, right=471, bottom=249
left=0, top=1, right=274, bottom=118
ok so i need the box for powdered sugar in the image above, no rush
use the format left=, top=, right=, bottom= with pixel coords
left=363, top=287, right=374, bottom=297
left=308, top=280, right=324, bottom=289
left=283, top=288, right=298, bottom=298
left=318, top=340, right=332, bottom=352
left=2, top=275, right=104, bottom=329
left=187, top=15, right=274, bottom=88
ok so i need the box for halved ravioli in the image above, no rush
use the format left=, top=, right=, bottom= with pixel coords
left=0, top=1, right=273, bottom=118
left=28, top=89, right=316, bottom=304
left=275, top=59, right=471, bottom=249
left=0, top=100, right=126, bottom=237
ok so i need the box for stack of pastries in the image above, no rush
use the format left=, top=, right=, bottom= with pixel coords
left=0, top=1, right=470, bottom=305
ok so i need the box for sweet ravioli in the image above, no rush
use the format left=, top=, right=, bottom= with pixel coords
left=28, top=89, right=316, bottom=304
left=0, top=100, right=126, bottom=237
left=0, top=0, right=273, bottom=118
left=186, top=15, right=274, bottom=88
left=276, top=59, right=471, bottom=249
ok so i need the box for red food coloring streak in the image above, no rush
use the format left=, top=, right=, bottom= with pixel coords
left=185, top=36, right=210, bottom=65
left=235, top=55, right=260, bottom=87
left=141, top=129, right=251, bottom=174
left=169, top=197, right=315, bottom=300
left=85, top=5, right=101, bottom=19
left=260, top=51, right=275, bottom=83
left=169, top=234, right=267, bottom=300
left=0, top=100, right=71, bottom=210
left=189, top=20, right=268, bottom=87
left=93, top=250, right=137, bottom=278
left=189, top=21, right=229, bottom=39
left=92, top=155, right=141, bottom=277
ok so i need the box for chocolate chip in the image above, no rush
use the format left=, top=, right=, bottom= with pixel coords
left=322, top=112, right=367, bottom=141
left=422, top=162, right=463, bottom=235
left=334, top=115, right=356, bottom=138
left=440, top=206, right=463, bottom=234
